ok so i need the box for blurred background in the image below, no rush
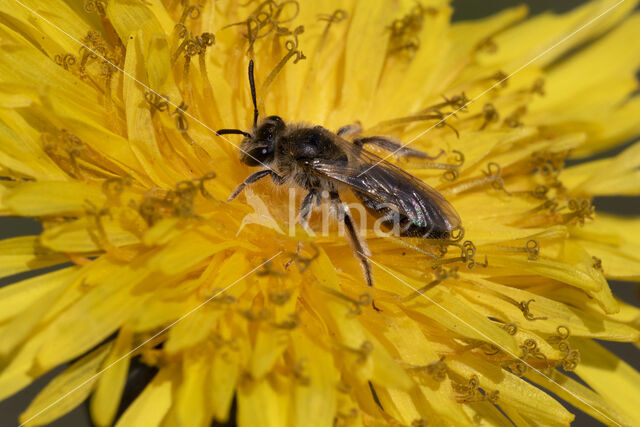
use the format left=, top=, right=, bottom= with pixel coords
left=1, top=0, right=638, bottom=425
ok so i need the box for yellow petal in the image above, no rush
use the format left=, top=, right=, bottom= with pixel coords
left=292, top=331, right=339, bottom=427
left=115, top=367, right=174, bottom=427
left=40, top=215, right=140, bottom=253
left=0, top=266, right=76, bottom=323
left=447, top=356, right=574, bottom=426
left=164, top=306, right=222, bottom=354
left=19, top=342, right=112, bottom=426
left=35, top=263, right=151, bottom=369
left=376, top=316, right=472, bottom=425
left=237, top=375, right=290, bottom=427
left=0, top=109, right=67, bottom=180
left=90, top=327, right=133, bottom=427
left=573, top=338, right=640, bottom=426
left=174, top=350, right=209, bottom=427
left=208, top=350, right=238, bottom=423
left=526, top=368, right=633, bottom=426
left=3, top=181, right=106, bottom=217
left=0, top=235, right=68, bottom=278
left=456, top=275, right=638, bottom=341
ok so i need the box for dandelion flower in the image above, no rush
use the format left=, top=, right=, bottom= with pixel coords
left=1, top=0, right=640, bottom=426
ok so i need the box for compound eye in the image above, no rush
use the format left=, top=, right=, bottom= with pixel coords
left=266, top=115, right=284, bottom=125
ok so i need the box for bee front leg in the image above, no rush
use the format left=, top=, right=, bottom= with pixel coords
left=354, top=136, right=444, bottom=160
left=228, top=170, right=283, bottom=201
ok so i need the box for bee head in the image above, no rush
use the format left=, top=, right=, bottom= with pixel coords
left=239, top=116, right=285, bottom=166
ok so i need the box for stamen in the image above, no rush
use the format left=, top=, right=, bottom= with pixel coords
left=406, top=150, right=465, bottom=181
left=479, top=103, right=499, bottom=130
left=261, top=25, right=306, bottom=94
left=84, top=0, right=108, bottom=16
left=292, top=358, right=311, bottom=385
left=561, top=199, right=595, bottom=225
left=405, top=356, right=448, bottom=381
left=502, top=322, right=518, bottom=335
left=270, top=313, right=300, bottom=329
left=172, top=102, right=190, bottom=133
left=268, top=289, right=292, bottom=304
left=475, top=36, right=498, bottom=54
left=558, top=341, right=580, bottom=371
left=316, top=9, right=348, bottom=48
left=526, top=239, right=540, bottom=260
left=420, top=92, right=470, bottom=113
left=206, top=288, right=236, bottom=304
left=319, top=285, right=371, bottom=315
left=194, top=171, right=217, bottom=199
left=174, top=4, right=202, bottom=39
left=224, top=0, right=300, bottom=54
left=376, top=110, right=460, bottom=138
left=401, top=266, right=459, bottom=301
left=453, top=375, right=499, bottom=403
left=240, top=307, right=271, bottom=322
left=530, top=78, right=545, bottom=96
left=592, top=256, right=603, bottom=272
left=54, top=54, right=77, bottom=71
left=102, top=176, right=132, bottom=203
left=503, top=106, right=527, bottom=128
left=518, top=298, right=547, bottom=321
left=386, top=3, right=436, bottom=58
left=432, top=241, right=486, bottom=270
left=284, top=243, right=319, bottom=272
left=257, top=259, right=287, bottom=277
left=338, top=340, right=373, bottom=364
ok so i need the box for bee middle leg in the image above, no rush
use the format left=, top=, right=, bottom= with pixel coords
left=329, top=192, right=374, bottom=289
left=354, top=136, right=444, bottom=160
left=228, top=169, right=284, bottom=201
left=299, top=190, right=318, bottom=229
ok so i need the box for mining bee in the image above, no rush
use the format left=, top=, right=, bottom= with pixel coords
left=218, top=60, right=461, bottom=290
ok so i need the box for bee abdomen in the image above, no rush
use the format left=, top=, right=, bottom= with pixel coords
left=355, top=193, right=449, bottom=239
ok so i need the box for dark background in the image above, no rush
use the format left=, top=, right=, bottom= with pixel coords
left=1, top=0, right=638, bottom=425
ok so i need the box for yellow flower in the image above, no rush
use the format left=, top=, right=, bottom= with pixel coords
left=1, top=0, right=640, bottom=426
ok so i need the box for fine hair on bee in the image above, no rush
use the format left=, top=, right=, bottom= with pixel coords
left=217, top=60, right=462, bottom=309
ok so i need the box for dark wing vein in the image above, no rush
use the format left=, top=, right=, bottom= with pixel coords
left=308, top=135, right=461, bottom=232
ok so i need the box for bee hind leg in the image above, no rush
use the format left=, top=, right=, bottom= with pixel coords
left=354, top=136, right=445, bottom=160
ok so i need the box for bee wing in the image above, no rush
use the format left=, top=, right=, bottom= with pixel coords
left=308, top=135, right=461, bottom=233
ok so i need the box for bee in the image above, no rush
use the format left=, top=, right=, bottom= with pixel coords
left=217, top=60, right=461, bottom=289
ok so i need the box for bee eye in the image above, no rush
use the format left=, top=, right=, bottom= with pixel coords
left=261, top=148, right=268, bottom=155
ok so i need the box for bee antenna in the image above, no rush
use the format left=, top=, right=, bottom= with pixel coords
left=216, top=129, right=252, bottom=138
left=249, top=59, right=259, bottom=128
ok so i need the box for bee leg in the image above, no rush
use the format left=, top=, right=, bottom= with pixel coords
left=337, top=121, right=363, bottom=136
left=330, top=192, right=381, bottom=311
left=354, top=136, right=445, bottom=160
left=228, top=170, right=283, bottom=201
left=299, top=190, right=317, bottom=230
